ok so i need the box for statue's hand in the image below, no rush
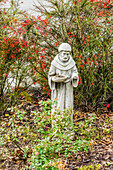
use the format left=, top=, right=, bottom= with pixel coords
left=64, top=76, right=71, bottom=83
left=73, top=76, right=78, bottom=80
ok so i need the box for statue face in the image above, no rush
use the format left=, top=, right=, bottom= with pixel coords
left=59, top=51, right=70, bottom=62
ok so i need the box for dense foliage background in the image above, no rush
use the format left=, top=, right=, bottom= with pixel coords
left=33, top=0, right=113, bottom=111
left=0, top=0, right=113, bottom=114
left=0, top=1, right=113, bottom=169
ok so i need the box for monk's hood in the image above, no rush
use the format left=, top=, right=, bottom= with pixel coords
left=51, top=54, right=75, bottom=71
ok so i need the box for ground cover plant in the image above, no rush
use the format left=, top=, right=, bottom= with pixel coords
left=0, top=99, right=113, bottom=169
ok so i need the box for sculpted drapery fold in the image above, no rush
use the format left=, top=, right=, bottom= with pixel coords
left=48, top=51, right=79, bottom=112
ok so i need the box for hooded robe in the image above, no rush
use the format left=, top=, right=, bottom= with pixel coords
left=48, top=54, right=79, bottom=112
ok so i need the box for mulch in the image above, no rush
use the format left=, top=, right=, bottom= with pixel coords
left=0, top=88, right=113, bottom=170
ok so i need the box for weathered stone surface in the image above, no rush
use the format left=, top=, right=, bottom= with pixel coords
left=48, top=43, right=79, bottom=112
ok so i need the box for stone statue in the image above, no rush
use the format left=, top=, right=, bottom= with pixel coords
left=48, top=43, right=79, bottom=113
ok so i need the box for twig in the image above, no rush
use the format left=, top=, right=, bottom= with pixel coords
left=12, top=139, right=24, bottom=153
left=74, top=117, right=85, bottom=122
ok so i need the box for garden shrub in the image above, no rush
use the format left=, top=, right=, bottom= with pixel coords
left=0, top=0, right=112, bottom=113
left=0, top=0, right=46, bottom=114
left=33, top=0, right=113, bottom=111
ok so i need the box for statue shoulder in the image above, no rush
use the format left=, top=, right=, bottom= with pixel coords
left=51, top=55, right=58, bottom=67
left=69, top=57, right=76, bottom=67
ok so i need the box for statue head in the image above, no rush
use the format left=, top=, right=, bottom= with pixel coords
left=58, top=43, right=71, bottom=52
left=58, top=43, right=71, bottom=62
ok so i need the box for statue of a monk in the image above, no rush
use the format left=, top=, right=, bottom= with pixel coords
left=48, top=43, right=79, bottom=112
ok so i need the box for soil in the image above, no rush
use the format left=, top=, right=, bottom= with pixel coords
left=0, top=88, right=113, bottom=170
